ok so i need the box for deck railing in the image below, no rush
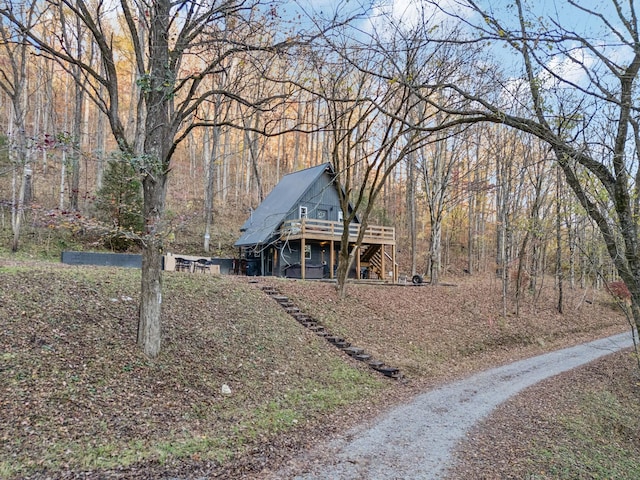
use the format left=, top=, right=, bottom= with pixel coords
left=279, top=218, right=395, bottom=244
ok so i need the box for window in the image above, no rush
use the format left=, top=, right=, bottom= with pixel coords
left=304, top=245, right=311, bottom=259
left=299, top=206, right=308, bottom=218
left=338, top=210, right=344, bottom=222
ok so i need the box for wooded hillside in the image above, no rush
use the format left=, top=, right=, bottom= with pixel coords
left=0, top=1, right=617, bottom=292
left=4, top=1, right=640, bottom=356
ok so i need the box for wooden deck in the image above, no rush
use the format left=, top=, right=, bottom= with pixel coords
left=279, top=218, right=395, bottom=245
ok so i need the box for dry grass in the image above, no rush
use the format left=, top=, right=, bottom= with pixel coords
left=0, top=261, right=632, bottom=479
left=270, top=275, right=628, bottom=385
left=447, top=349, right=640, bottom=479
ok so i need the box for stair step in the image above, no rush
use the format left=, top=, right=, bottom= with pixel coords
left=373, top=365, right=400, bottom=377
left=343, top=346, right=364, bottom=356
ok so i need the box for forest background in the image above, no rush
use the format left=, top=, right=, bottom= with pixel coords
left=1, top=0, right=638, bottom=356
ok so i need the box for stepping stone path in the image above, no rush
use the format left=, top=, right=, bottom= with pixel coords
left=259, top=284, right=401, bottom=379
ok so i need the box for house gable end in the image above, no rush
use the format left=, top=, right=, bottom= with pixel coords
left=235, top=163, right=343, bottom=247
left=286, top=169, right=349, bottom=224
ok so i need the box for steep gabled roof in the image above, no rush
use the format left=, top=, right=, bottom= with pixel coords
left=234, top=163, right=334, bottom=247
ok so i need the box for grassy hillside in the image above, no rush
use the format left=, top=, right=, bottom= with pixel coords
left=0, top=260, right=632, bottom=479
left=447, top=349, right=640, bottom=479
left=270, top=276, right=629, bottom=382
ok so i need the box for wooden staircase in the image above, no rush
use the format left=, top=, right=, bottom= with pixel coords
left=360, top=245, right=395, bottom=280
left=258, top=284, right=401, bottom=379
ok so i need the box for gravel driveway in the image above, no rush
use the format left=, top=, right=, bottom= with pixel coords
left=274, top=332, right=634, bottom=480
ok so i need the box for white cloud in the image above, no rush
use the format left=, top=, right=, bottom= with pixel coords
left=367, top=0, right=473, bottom=33
left=541, top=46, right=598, bottom=89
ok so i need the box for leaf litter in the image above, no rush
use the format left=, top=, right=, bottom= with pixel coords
left=0, top=262, right=630, bottom=479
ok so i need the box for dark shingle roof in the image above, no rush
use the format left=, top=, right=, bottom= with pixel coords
left=234, top=163, right=333, bottom=247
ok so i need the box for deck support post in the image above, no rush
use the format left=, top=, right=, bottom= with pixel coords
left=273, top=248, right=278, bottom=276
left=392, top=244, right=397, bottom=283
left=330, top=240, right=335, bottom=279
left=301, top=237, right=306, bottom=280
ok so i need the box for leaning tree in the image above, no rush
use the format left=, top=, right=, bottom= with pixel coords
left=398, top=0, right=640, bottom=337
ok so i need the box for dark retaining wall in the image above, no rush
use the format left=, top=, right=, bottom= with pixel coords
left=61, top=251, right=143, bottom=268
left=61, top=251, right=235, bottom=273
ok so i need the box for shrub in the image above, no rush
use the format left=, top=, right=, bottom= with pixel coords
left=607, top=281, right=631, bottom=304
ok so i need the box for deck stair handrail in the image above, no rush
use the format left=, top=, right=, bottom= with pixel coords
left=368, top=248, right=396, bottom=278
left=360, top=244, right=381, bottom=263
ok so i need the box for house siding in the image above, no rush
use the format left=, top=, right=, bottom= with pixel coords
left=285, top=170, right=356, bottom=224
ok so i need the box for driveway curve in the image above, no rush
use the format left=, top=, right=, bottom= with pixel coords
left=277, top=332, right=634, bottom=480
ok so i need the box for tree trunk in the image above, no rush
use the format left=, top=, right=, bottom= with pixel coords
left=11, top=165, right=30, bottom=252
left=407, top=154, right=417, bottom=275
left=244, top=114, right=264, bottom=202
left=429, top=216, right=442, bottom=285
left=63, top=14, right=86, bottom=212
left=135, top=0, right=172, bottom=358
left=59, top=148, right=67, bottom=210
left=137, top=167, right=168, bottom=358
left=70, top=79, right=84, bottom=211
left=335, top=243, right=352, bottom=299
left=204, top=123, right=221, bottom=252
left=335, top=199, right=359, bottom=298
left=467, top=181, right=474, bottom=275
left=514, top=229, right=529, bottom=317
left=137, top=248, right=162, bottom=352
left=556, top=165, right=564, bottom=313
left=95, top=100, right=106, bottom=190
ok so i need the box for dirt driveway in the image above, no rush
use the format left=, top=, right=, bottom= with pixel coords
left=267, top=332, right=634, bottom=480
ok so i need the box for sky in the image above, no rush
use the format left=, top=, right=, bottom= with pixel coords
left=290, top=0, right=632, bottom=80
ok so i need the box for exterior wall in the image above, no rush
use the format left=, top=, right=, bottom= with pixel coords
left=283, top=171, right=356, bottom=224
left=275, top=240, right=357, bottom=279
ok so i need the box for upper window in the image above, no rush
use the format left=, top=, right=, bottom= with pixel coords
left=299, top=206, right=308, bottom=218
left=338, top=210, right=344, bottom=222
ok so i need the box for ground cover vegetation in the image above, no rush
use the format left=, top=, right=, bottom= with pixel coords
left=447, top=349, right=640, bottom=480
left=0, top=253, right=635, bottom=479
left=1, top=0, right=640, bottom=477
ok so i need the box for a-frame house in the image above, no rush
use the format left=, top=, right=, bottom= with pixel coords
left=234, top=163, right=397, bottom=281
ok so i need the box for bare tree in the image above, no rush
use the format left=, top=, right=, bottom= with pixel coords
left=405, top=151, right=418, bottom=276
left=417, top=0, right=640, bottom=336
left=0, top=5, right=36, bottom=252
left=57, top=5, right=87, bottom=211
left=0, top=0, right=300, bottom=357
left=418, top=120, right=462, bottom=285
left=306, top=35, right=440, bottom=296
left=326, top=4, right=489, bottom=287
